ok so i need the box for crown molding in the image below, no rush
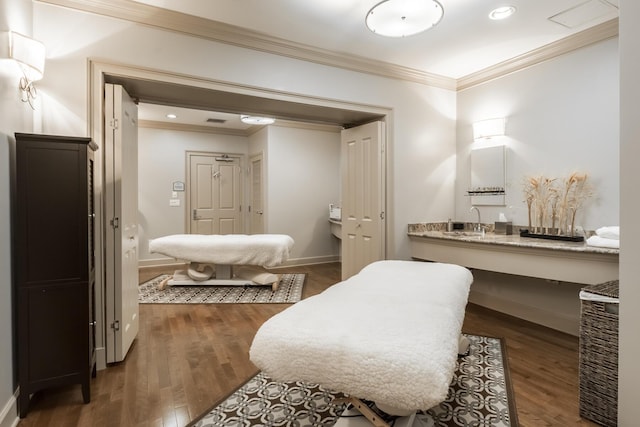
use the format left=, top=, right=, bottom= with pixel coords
left=457, top=18, right=619, bottom=91
left=37, top=0, right=456, bottom=90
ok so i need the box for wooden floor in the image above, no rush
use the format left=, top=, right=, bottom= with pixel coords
left=17, top=263, right=599, bottom=427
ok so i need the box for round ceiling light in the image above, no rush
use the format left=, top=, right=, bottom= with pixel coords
left=240, top=115, right=276, bottom=125
left=489, top=6, right=517, bottom=20
left=366, top=0, right=444, bottom=37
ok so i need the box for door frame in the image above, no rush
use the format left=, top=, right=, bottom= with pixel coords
left=89, top=60, right=392, bottom=370
left=249, top=152, right=265, bottom=234
left=185, top=150, right=245, bottom=234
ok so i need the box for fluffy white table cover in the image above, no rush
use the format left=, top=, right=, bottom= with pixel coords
left=249, top=260, right=473, bottom=412
left=149, top=234, right=294, bottom=267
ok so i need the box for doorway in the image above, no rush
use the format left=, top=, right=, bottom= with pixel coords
left=249, top=153, right=265, bottom=234
left=186, top=151, right=243, bottom=235
left=89, top=60, right=392, bottom=370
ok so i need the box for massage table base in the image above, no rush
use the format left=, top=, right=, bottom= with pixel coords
left=334, top=398, right=418, bottom=427
left=331, top=335, right=469, bottom=427
left=158, top=265, right=280, bottom=291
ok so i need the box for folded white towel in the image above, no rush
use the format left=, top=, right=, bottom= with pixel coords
left=596, top=226, right=620, bottom=240
left=587, top=235, right=619, bottom=249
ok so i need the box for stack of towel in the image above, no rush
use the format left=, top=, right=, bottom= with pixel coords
left=586, top=226, right=620, bottom=249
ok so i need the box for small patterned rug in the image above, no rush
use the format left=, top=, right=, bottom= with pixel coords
left=138, top=273, right=305, bottom=304
left=188, top=334, right=518, bottom=426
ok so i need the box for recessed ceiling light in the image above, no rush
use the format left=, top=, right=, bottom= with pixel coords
left=240, top=115, right=275, bottom=125
left=489, top=6, right=517, bottom=20
left=166, top=113, right=177, bottom=119
left=366, top=0, right=444, bottom=38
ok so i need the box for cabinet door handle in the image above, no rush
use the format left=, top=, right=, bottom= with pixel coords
left=89, top=321, right=96, bottom=327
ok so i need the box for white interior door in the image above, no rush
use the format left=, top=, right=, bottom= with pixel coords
left=188, top=153, right=242, bottom=234
left=341, top=121, right=386, bottom=280
left=250, top=153, right=264, bottom=234
left=104, top=83, right=139, bottom=363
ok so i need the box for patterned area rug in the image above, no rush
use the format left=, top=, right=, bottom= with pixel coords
left=138, top=273, right=305, bottom=304
left=188, top=335, right=518, bottom=426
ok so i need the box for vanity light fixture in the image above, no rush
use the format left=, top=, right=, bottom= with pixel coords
left=489, top=6, right=517, bottom=20
left=240, top=115, right=276, bottom=125
left=366, top=0, right=444, bottom=37
left=0, top=31, right=46, bottom=109
left=473, top=118, right=506, bottom=140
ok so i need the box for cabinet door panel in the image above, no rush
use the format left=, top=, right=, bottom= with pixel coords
left=25, top=283, right=87, bottom=381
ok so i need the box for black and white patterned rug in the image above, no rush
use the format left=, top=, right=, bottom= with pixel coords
left=138, top=273, right=305, bottom=304
left=188, top=335, right=518, bottom=426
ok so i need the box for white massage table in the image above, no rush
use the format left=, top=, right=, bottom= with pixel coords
left=148, top=234, right=294, bottom=290
left=249, top=260, right=473, bottom=427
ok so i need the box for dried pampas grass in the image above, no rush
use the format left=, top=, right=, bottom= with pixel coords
left=523, top=172, right=593, bottom=236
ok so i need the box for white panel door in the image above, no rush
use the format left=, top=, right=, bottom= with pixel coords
left=341, top=121, right=386, bottom=280
left=250, top=154, right=264, bottom=234
left=104, top=83, right=139, bottom=363
left=189, top=153, right=242, bottom=234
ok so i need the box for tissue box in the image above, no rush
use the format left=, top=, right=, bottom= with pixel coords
left=494, top=221, right=513, bottom=235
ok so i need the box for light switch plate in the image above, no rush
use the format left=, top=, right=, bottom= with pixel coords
left=169, top=199, right=180, bottom=207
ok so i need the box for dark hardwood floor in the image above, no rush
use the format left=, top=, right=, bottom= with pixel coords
left=17, top=262, right=598, bottom=427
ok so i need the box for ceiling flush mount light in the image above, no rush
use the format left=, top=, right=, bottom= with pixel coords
left=489, top=6, right=517, bottom=20
left=473, top=118, right=506, bottom=140
left=240, top=115, right=275, bottom=125
left=0, top=31, right=46, bottom=109
left=166, top=113, right=177, bottom=119
left=366, top=0, right=444, bottom=37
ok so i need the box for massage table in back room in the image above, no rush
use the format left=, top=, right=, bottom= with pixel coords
left=148, top=233, right=294, bottom=290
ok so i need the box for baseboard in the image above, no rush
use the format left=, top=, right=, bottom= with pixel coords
left=276, top=255, right=340, bottom=267
left=469, top=289, right=580, bottom=336
left=0, top=390, right=19, bottom=427
left=138, top=258, right=184, bottom=268
left=96, top=346, right=107, bottom=371
left=138, top=255, right=340, bottom=269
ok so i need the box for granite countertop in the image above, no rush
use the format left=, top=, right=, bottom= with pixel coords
left=408, top=222, right=619, bottom=256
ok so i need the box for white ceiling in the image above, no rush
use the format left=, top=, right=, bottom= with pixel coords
left=133, top=0, right=619, bottom=128
left=138, top=104, right=254, bottom=130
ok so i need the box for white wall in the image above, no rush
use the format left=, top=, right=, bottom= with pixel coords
left=263, top=125, right=341, bottom=263
left=139, top=123, right=342, bottom=265
left=456, top=38, right=619, bottom=229
left=618, top=0, right=640, bottom=423
left=138, top=126, right=249, bottom=262
left=455, top=38, right=619, bottom=335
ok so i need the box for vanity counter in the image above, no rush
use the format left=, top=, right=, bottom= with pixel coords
left=408, top=223, right=618, bottom=285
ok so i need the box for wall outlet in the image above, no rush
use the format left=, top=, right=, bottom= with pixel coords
left=169, top=199, right=180, bottom=207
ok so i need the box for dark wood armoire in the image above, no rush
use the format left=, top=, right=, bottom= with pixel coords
left=12, top=133, right=98, bottom=418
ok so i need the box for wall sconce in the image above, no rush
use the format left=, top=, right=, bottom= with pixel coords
left=0, top=31, right=46, bottom=109
left=473, top=118, right=506, bottom=140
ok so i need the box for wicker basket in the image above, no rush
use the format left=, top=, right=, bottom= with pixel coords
left=579, top=280, right=619, bottom=427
